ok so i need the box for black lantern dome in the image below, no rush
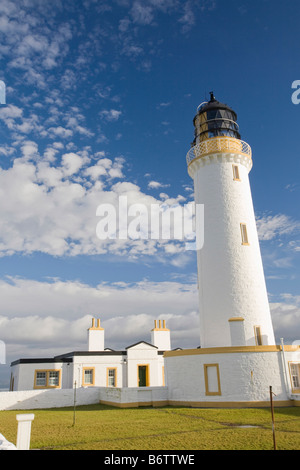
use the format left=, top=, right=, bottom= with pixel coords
left=192, top=92, right=241, bottom=146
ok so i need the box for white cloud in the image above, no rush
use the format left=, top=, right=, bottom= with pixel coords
left=99, top=109, right=122, bottom=122
left=84, top=162, right=108, bottom=180
left=178, top=0, right=195, bottom=33
left=121, top=42, right=144, bottom=58
left=130, top=1, right=154, bottom=25
left=0, top=277, right=200, bottom=358
left=119, top=17, right=131, bottom=32
left=75, top=125, right=95, bottom=137
left=0, top=106, right=47, bottom=138
left=1, top=276, right=299, bottom=365
left=178, top=0, right=216, bottom=33
left=61, top=152, right=90, bottom=176
left=156, top=102, right=171, bottom=109
left=0, top=145, right=16, bottom=157
left=148, top=180, right=170, bottom=189
left=1, top=3, right=73, bottom=89
left=0, top=149, right=190, bottom=258
left=20, top=140, right=39, bottom=160
left=48, top=126, right=73, bottom=139
left=256, top=213, right=300, bottom=241
left=270, top=294, right=300, bottom=344
left=0, top=104, right=23, bottom=120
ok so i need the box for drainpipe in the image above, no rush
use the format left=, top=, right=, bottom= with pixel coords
left=280, top=338, right=294, bottom=401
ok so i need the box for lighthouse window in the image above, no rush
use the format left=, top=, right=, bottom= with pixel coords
left=233, top=165, right=240, bottom=181
left=254, top=326, right=263, bottom=346
left=204, top=364, right=221, bottom=396
left=240, top=223, right=249, bottom=245
left=289, top=363, right=300, bottom=392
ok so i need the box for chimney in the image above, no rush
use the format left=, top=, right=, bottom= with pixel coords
left=87, top=318, right=105, bottom=351
left=151, top=319, right=171, bottom=351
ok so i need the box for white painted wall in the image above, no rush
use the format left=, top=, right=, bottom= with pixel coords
left=10, top=362, right=70, bottom=391
left=151, top=329, right=171, bottom=351
left=126, top=343, right=164, bottom=388
left=0, top=387, right=101, bottom=411
left=0, top=386, right=169, bottom=411
left=99, top=387, right=169, bottom=407
left=165, top=348, right=300, bottom=404
left=72, top=354, right=125, bottom=388
left=87, top=320, right=105, bottom=351
left=150, top=321, right=171, bottom=351
left=189, top=154, right=275, bottom=348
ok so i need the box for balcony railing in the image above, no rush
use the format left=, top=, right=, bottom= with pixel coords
left=186, top=137, right=252, bottom=167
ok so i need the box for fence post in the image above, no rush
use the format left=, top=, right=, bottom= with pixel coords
left=269, top=386, right=277, bottom=451
left=16, top=414, right=35, bottom=450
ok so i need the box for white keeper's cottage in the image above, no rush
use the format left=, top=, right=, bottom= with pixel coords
left=10, top=319, right=170, bottom=392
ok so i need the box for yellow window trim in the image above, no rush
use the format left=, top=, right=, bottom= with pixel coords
left=254, top=326, right=263, bottom=346
left=204, top=364, right=222, bottom=396
left=240, top=223, right=250, bottom=245
left=232, top=164, right=241, bottom=181
left=34, top=369, right=61, bottom=389
left=82, top=367, right=95, bottom=386
left=106, top=367, right=117, bottom=387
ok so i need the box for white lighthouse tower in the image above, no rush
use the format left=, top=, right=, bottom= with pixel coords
left=187, top=92, right=275, bottom=348
left=164, top=94, right=300, bottom=408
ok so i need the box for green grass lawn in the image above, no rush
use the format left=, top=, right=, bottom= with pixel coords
left=1, top=405, right=300, bottom=450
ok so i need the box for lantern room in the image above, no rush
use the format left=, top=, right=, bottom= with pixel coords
left=192, top=92, right=241, bottom=146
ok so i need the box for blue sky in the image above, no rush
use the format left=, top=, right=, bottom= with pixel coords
left=0, top=0, right=299, bottom=387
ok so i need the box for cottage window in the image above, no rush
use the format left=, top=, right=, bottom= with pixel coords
left=48, top=371, right=59, bottom=386
left=36, top=371, right=46, bottom=387
left=83, top=368, right=95, bottom=386
left=107, top=368, right=117, bottom=387
left=34, top=369, right=61, bottom=389
left=290, top=363, right=300, bottom=393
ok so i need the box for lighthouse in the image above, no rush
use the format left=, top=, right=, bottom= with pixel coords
left=163, top=94, right=300, bottom=407
left=187, top=92, right=275, bottom=348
